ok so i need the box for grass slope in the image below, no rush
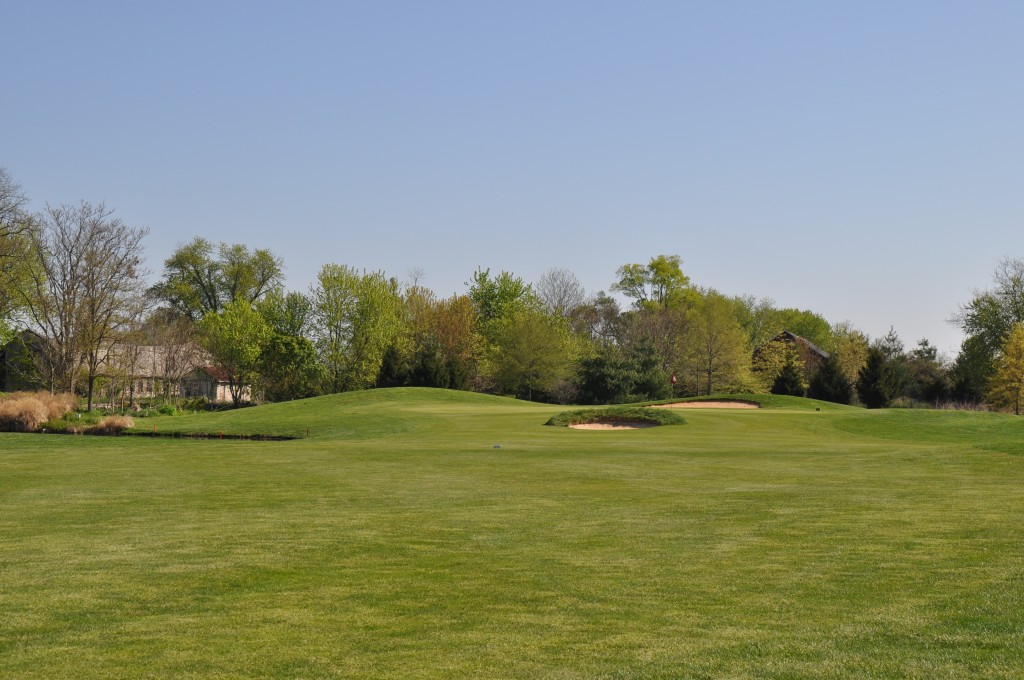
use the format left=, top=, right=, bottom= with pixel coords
left=2, top=388, right=1024, bottom=678
left=131, top=387, right=550, bottom=439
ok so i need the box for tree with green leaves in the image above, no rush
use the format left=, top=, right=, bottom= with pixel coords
left=199, top=300, right=272, bottom=406
left=955, top=258, right=1024, bottom=356
left=259, top=333, right=320, bottom=402
left=258, top=289, right=313, bottom=338
left=950, top=258, right=1024, bottom=401
left=774, top=308, right=833, bottom=351
left=152, top=237, right=283, bottom=320
left=752, top=339, right=800, bottom=393
left=383, top=285, right=481, bottom=391
left=611, top=254, right=696, bottom=311
left=732, top=295, right=780, bottom=351
left=687, top=291, right=750, bottom=395
left=253, top=288, right=319, bottom=401
left=432, top=294, right=479, bottom=390
left=829, top=322, right=870, bottom=388
left=311, top=265, right=403, bottom=392
left=486, top=307, right=575, bottom=401
left=467, top=268, right=535, bottom=325
left=988, top=323, right=1024, bottom=415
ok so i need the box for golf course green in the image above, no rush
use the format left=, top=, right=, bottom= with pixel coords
left=2, top=388, right=1023, bottom=678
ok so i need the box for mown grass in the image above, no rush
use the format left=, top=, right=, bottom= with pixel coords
left=2, top=388, right=1024, bottom=678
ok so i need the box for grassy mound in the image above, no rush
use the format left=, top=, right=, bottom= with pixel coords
left=132, top=387, right=548, bottom=439
left=546, top=405, right=685, bottom=427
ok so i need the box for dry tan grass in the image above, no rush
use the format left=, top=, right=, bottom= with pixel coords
left=0, top=397, right=48, bottom=432
left=3, top=391, right=76, bottom=419
left=89, top=415, right=135, bottom=435
left=0, top=391, right=76, bottom=431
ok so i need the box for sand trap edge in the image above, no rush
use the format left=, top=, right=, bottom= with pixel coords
left=568, top=421, right=661, bottom=430
left=651, top=400, right=761, bottom=410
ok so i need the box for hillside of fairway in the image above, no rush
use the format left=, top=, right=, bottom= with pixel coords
left=2, top=387, right=1024, bottom=678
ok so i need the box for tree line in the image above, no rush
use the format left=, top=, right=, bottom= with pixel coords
left=1, top=166, right=1022, bottom=412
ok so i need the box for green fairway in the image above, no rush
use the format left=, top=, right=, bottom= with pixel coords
left=2, top=388, right=1024, bottom=678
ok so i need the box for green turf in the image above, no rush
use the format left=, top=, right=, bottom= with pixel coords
left=2, top=388, right=1024, bottom=678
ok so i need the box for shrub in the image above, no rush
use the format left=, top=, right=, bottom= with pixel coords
left=546, top=406, right=685, bottom=428
left=89, top=415, right=135, bottom=435
left=174, top=397, right=211, bottom=413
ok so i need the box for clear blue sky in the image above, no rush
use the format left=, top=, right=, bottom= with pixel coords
left=4, top=1, right=1023, bottom=356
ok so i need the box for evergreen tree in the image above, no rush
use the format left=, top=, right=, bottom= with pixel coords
left=626, top=339, right=672, bottom=401
left=950, top=335, right=992, bottom=403
left=409, top=348, right=450, bottom=388
left=576, top=341, right=670, bottom=404
left=771, top=353, right=805, bottom=397
left=856, top=346, right=899, bottom=408
left=576, top=348, right=631, bottom=404
left=808, top=354, right=853, bottom=404
left=376, top=344, right=408, bottom=388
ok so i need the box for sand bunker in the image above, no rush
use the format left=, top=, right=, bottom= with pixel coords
left=652, top=400, right=760, bottom=410
left=569, top=421, right=660, bottom=430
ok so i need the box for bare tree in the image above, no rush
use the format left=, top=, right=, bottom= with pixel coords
left=15, top=202, right=148, bottom=406
left=78, top=209, right=149, bottom=410
left=406, top=267, right=427, bottom=290
left=145, top=308, right=202, bottom=403
left=0, top=167, right=28, bottom=238
left=106, top=321, right=148, bottom=409
left=569, top=291, right=621, bottom=343
left=536, top=268, right=586, bottom=318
